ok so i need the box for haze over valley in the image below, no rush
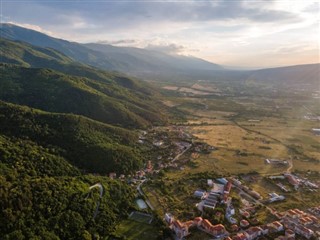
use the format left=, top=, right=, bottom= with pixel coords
left=0, top=1, right=319, bottom=240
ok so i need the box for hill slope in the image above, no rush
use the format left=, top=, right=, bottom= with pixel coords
left=1, top=63, right=167, bottom=128
left=0, top=38, right=169, bottom=128
left=0, top=101, right=144, bottom=174
left=0, top=100, right=149, bottom=239
left=249, top=63, right=320, bottom=86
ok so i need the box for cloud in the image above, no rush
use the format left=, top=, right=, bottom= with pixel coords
left=7, top=21, right=54, bottom=36
left=2, top=1, right=318, bottom=67
left=96, top=39, right=139, bottom=46
left=7, top=1, right=300, bottom=29
left=146, top=43, right=186, bottom=54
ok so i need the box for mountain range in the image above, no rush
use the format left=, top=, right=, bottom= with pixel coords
left=0, top=23, right=223, bottom=77
left=0, top=23, right=319, bottom=240
left=0, top=38, right=168, bottom=128
left=2, top=23, right=319, bottom=85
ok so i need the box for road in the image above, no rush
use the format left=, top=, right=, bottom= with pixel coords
left=87, top=183, right=104, bottom=219
left=137, top=141, right=192, bottom=212
left=137, top=179, right=154, bottom=211
left=171, top=144, right=192, bottom=163
left=285, top=159, right=293, bottom=173
left=233, top=185, right=274, bottom=214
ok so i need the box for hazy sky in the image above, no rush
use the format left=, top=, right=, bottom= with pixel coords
left=1, top=0, right=319, bottom=68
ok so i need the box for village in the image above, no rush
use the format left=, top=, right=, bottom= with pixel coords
left=108, top=126, right=320, bottom=240
left=165, top=175, right=320, bottom=240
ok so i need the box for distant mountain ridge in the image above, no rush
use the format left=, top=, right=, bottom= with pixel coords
left=0, top=38, right=168, bottom=128
left=250, top=63, right=320, bottom=85
left=0, top=23, right=223, bottom=76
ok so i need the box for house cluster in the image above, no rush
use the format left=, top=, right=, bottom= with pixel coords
left=165, top=213, right=228, bottom=239
left=308, top=206, right=320, bottom=217
left=226, top=221, right=284, bottom=240
left=265, top=158, right=288, bottom=166
left=268, top=192, right=285, bottom=203
left=311, top=128, right=320, bottom=135
left=196, top=178, right=233, bottom=210
left=268, top=173, right=318, bottom=194
left=231, top=177, right=262, bottom=200
left=304, top=115, right=320, bottom=121
left=283, top=173, right=319, bottom=190
left=276, top=182, right=290, bottom=192
left=284, top=173, right=300, bottom=189
left=274, top=208, right=320, bottom=239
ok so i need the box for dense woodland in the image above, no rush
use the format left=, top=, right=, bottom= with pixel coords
left=0, top=36, right=168, bottom=239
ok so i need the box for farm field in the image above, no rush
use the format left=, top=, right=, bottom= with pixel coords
left=145, top=80, right=320, bottom=221
left=160, top=80, right=320, bottom=174
left=114, top=220, right=158, bottom=240
left=141, top=79, right=320, bottom=239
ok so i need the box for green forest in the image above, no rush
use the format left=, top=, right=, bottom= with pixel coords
left=0, top=37, right=169, bottom=239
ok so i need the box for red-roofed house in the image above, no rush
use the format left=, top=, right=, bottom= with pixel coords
left=260, top=225, right=269, bottom=235
left=172, top=220, right=189, bottom=239
left=267, top=221, right=283, bottom=233
left=224, top=181, right=232, bottom=193
left=285, top=229, right=295, bottom=238
left=232, top=232, right=248, bottom=240
left=201, top=219, right=227, bottom=236
left=231, top=224, right=239, bottom=232
left=240, top=219, right=250, bottom=228
left=245, top=227, right=263, bottom=240
left=194, top=217, right=203, bottom=226
left=284, top=174, right=299, bottom=188
left=295, top=225, right=314, bottom=239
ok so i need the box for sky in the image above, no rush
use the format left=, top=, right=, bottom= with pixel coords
left=1, top=0, right=319, bottom=68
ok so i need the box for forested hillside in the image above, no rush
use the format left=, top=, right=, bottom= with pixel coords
left=0, top=38, right=168, bottom=128
left=0, top=159, right=136, bottom=239
left=0, top=37, right=167, bottom=239
left=0, top=101, right=145, bottom=174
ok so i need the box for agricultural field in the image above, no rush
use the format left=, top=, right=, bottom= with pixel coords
left=113, top=220, right=159, bottom=240
left=144, top=79, right=320, bottom=218
left=159, top=79, right=320, bottom=175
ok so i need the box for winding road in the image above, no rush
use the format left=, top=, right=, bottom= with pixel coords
left=86, top=183, right=104, bottom=219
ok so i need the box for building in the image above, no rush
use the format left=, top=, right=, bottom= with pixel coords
left=269, top=175, right=285, bottom=180
left=269, top=192, right=285, bottom=202
left=240, top=219, right=250, bottom=228
left=217, top=178, right=228, bottom=185
left=232, top=232, right=248, bottom=240
left=165, top=213, right=174, bottom=224
left=260, top=225, right=269, bottom=235
left=285, top=229, right=295, bottom=238
left=212, top=183, right=225, bottom=194
left=240, top=209, right=250, bottom=218
left=284, top=173, right=299, bottom=189
left=224, top=181, right=232, bottom=193
left=194, top=217, right=203, bottom=227
left=295, top=225, right=314, bottom=239
left=244, top=226, right=263, bottom=240
left=312, top=128, right=320, bottom=135
left=231, top=224, right=239, bottom=232
left=109, top=172, right=117, bottom=179
left=194, top=190, right=206, bottom=199
left=267, top=221, right=283, bottom=233
left=300, top=216, right=313, bottom=226
left=172, top=220, right=190, bottom=239
left=204, top=192, right=219, bottom=209
left=231, top=178, right=242, bottom=186
left=201, top=220, right=227, bottom=237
